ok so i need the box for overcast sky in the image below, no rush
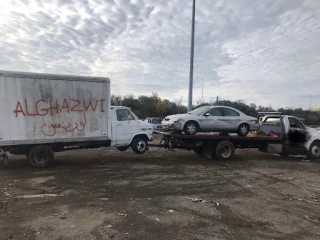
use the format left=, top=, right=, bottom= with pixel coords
left=1, top=0, right=319, bottom=110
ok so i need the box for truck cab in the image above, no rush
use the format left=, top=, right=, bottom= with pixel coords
left=259, top=114, right=320, bottom=160
left=110, top=106, right=154, bottom=154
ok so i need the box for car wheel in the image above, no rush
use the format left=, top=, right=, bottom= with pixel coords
left=183, top=121, right=198, bottom=135
left=117, top=146, right=129, bottom=152
left=308, top=141, right=320, bottom=161
left=237, top=123, right=250, bottom=136
left=131, top=136, right=148, bottom=154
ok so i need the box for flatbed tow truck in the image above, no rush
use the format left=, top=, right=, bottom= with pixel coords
left=150, top=114, right=320, bottom=161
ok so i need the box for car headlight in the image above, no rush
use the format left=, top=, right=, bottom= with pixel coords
left=172, top=118, right=180, bottom=122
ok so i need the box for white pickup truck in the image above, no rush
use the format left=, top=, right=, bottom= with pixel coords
left=257, top=114, right=320, bottom=159
left=0, top=70, right=153, bottom=167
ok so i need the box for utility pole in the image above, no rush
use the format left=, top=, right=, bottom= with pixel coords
left=201, top=77, right=204, bottom=104
left=310, top=95, right=312, bottom=111
left=188, top=0, right=196, bottom=112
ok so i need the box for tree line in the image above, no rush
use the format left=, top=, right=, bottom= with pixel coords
left=111, top=93, right=320, bottom=125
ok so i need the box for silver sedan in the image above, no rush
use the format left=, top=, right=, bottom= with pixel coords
left=161, top=106, right=259, bottom=136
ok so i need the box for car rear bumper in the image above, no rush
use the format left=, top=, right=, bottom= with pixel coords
left=249, top=123, right=260, bottom=131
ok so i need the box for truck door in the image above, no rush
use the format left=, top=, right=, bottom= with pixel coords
left=115, top=109, right=139, bottom=145
left=284, top=116, right=308, bottom=145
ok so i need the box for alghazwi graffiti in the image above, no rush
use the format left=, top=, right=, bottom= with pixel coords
left=40, top=115, right=87, bottom=137
left=13, top=98, right=105, bottom=117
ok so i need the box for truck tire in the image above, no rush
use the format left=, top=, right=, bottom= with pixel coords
left=117, top=146, right=129, bottom=152
left=131, top=137, right=148, bottom=154
left=237, top=123, right=250, bottom=136
left=214, top=140, right=235, bottom=161
left=27, top=145, right=54, bottom=168
left=308, top=141, right=320, bottom=161
left=184, top=121, right=199, bottom=135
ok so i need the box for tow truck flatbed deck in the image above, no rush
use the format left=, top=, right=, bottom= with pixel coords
left=159, top=132, right=284, bottom=142
left=150, top=131, right=286, bottom=161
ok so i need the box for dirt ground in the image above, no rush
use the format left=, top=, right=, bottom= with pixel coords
left=0, top=137, right=319, bottom=239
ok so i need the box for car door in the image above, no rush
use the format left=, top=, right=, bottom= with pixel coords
left=201, top=107, right=224, bottom=131
left=221, top=108, right=241, bottom=131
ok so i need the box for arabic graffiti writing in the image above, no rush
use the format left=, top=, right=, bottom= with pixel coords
left=41, top=115, right=87, bottom=137
left=13, top=98, right=105, bottom=118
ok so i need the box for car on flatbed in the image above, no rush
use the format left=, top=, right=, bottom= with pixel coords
left=161, top=106, right=259, bottom=136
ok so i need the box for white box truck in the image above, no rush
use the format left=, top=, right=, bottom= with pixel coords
left=0, top=70, right=153, bottom=167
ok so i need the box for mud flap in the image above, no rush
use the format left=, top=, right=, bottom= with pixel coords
left=202, top=140, right=215, bottom=159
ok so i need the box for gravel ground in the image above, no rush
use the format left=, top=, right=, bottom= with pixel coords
left=0, top=143, right=319, bottom=240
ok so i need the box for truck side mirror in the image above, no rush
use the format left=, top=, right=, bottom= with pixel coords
left=204, top=112, right=211, bottom=117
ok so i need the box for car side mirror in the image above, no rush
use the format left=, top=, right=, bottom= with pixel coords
left=204, top=113, right=211, bottom=117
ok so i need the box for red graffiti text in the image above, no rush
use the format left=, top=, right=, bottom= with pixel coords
left=13, top=98, right=105, bottom=118
left=40, top=115, right=87, bottom=137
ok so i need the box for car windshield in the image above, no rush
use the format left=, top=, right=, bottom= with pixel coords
left=188, top=106, right=212, bottom=116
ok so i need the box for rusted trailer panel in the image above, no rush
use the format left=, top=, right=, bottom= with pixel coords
left=0, top=70, right=111, bottom=146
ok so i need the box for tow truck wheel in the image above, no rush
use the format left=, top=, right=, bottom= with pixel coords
left=131, top=137, right=148, bottom=154
left=27, top=145, right=54, bottom=168
left=308, top=141, right=320, bottom=161
left=184, top=121, right=199, bottom=135
left=117, top=146, right=129, bottom=152
left=214, top=140, right=235, bottom=161
left=237, top=123, right=250, bottom=136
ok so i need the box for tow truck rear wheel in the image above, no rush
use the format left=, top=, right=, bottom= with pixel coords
left=27, top=145, right=54, bottom=168
left=214, top=140, right=235, bottom=161
left=308, top=141, right=320, bottom=161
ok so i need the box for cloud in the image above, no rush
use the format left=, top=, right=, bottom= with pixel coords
left=0, top=0, right=319, bottom=110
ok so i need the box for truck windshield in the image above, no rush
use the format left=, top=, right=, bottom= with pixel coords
left=188, top=106, right=212, bottom=116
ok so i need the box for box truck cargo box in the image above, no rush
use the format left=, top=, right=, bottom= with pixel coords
left=0, top=70, right=153, bottom=167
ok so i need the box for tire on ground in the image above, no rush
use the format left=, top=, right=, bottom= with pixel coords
left=27, top=145, right=54, bottom=168
left=237, top=123, right=250, bottom=136
left=131, top=136, right=148, bottom=154
left=214, top=140, right=235, bottom=161
left=183, top=121, right=199, bottom=135
left=308, top=141, right=320, bottom=161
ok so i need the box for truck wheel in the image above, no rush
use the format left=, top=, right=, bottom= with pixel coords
left=308, top=141, right=320, bottom=161
left=237, top=123, right=250, bottom=136
left=27, top=145, right=54, bottom=167
left=117, top=146, right=129, bottom=152
left=214, top=140, right=235, bottom=161
left=184, top=121, right=198, bottom=135
left=131, top=137, right=148, bottom=154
